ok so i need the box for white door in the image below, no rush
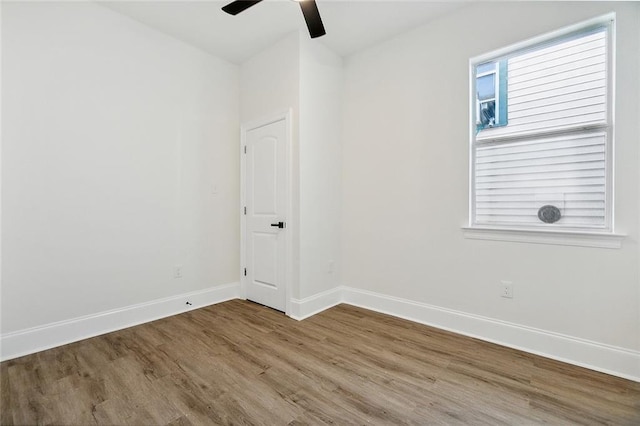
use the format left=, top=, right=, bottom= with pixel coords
left=244, top=118, right=288, bottom=312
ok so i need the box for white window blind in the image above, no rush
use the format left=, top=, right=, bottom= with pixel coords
left=471, top=19, right=612, bottom=231
left=475, top=132, right=606, bottom=228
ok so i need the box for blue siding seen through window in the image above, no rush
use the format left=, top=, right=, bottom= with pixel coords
left=475, top=60, right=508, bottom=131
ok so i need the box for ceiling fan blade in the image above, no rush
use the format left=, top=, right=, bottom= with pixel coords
left=299, top=0, right=326, bottom=39
left=222, top=0, right=263, bottom=16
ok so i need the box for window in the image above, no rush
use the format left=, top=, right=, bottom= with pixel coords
left=469, top=15, right=615, bottom=236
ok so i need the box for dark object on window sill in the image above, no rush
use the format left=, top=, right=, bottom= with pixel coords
left=538, top=205, right=561, bottom=224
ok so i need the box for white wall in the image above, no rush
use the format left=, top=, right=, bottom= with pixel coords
left=299, top=38, right=343, bottom=299
left=240, top=33, right=300, bottom=125
left=636, top=1, right=640, bottom=360
left=1, top=2, right=239, bottom=333
left=342, top=1, right=639, bottom=353
left=0, top=3, right=4, bottom=335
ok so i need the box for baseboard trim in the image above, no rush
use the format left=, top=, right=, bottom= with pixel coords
left=289, top=286, right=343, bottom=320
left=1, top=282, right=240, bottom=362
left=4, top=283, right=637, bottom=382
left=341, top=286, right=640, bottom=382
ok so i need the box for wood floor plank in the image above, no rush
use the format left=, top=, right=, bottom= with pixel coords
left=6, top=362, right=55, bottom=425
left=2, top=299, right=639, bottom=425
left=0, top=362, right=13, bottom=425
left=153, top=372, right=229, bottom=425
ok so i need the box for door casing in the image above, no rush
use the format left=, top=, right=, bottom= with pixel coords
left=240, top=110, right=293, bottom=315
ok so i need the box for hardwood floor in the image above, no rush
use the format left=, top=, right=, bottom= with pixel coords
left=1, top=300, right=639, bottom=425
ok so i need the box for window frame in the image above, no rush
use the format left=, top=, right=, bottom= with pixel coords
left=465, top=13, right=625, bottom=248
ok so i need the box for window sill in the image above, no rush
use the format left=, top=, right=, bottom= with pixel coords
left=461, top=226, right=625, bottom=249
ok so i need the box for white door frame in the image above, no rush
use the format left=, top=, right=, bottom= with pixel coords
left=240, top=109, right=293, bottom=316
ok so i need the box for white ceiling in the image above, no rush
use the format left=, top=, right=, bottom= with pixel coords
left=100, top=0, right=469, bottom=64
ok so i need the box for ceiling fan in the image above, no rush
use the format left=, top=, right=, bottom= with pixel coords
left=222, top=0, right=326, bottom=39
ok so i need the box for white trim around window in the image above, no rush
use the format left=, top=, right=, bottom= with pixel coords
left=462, top=226, right=625, bottom=249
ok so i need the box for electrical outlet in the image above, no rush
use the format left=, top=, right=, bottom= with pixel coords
left=174, top=265, right=183, bottom=279
left=500, top=281, right=514, bottom=299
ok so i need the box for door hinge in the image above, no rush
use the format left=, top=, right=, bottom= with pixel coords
left=244, top=268, right=247, bottom=276
left=244, top=206, right=246, bottom=215
left=244, top=146, right=246, bottom=154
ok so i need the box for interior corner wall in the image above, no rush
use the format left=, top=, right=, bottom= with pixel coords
left=636, top=3, right=640, bottom=355
left=240, top=32, right=343, bottom=303
left=0, top=0, right=4, bottom=333
left=299, top=38, right=343, bottom=299
left=1, top=1, right=240, bottom=334
left=342, top=0, right=640, bottom=354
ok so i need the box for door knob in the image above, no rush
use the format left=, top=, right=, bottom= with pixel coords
left=270, top=222, right=286, bottom=229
